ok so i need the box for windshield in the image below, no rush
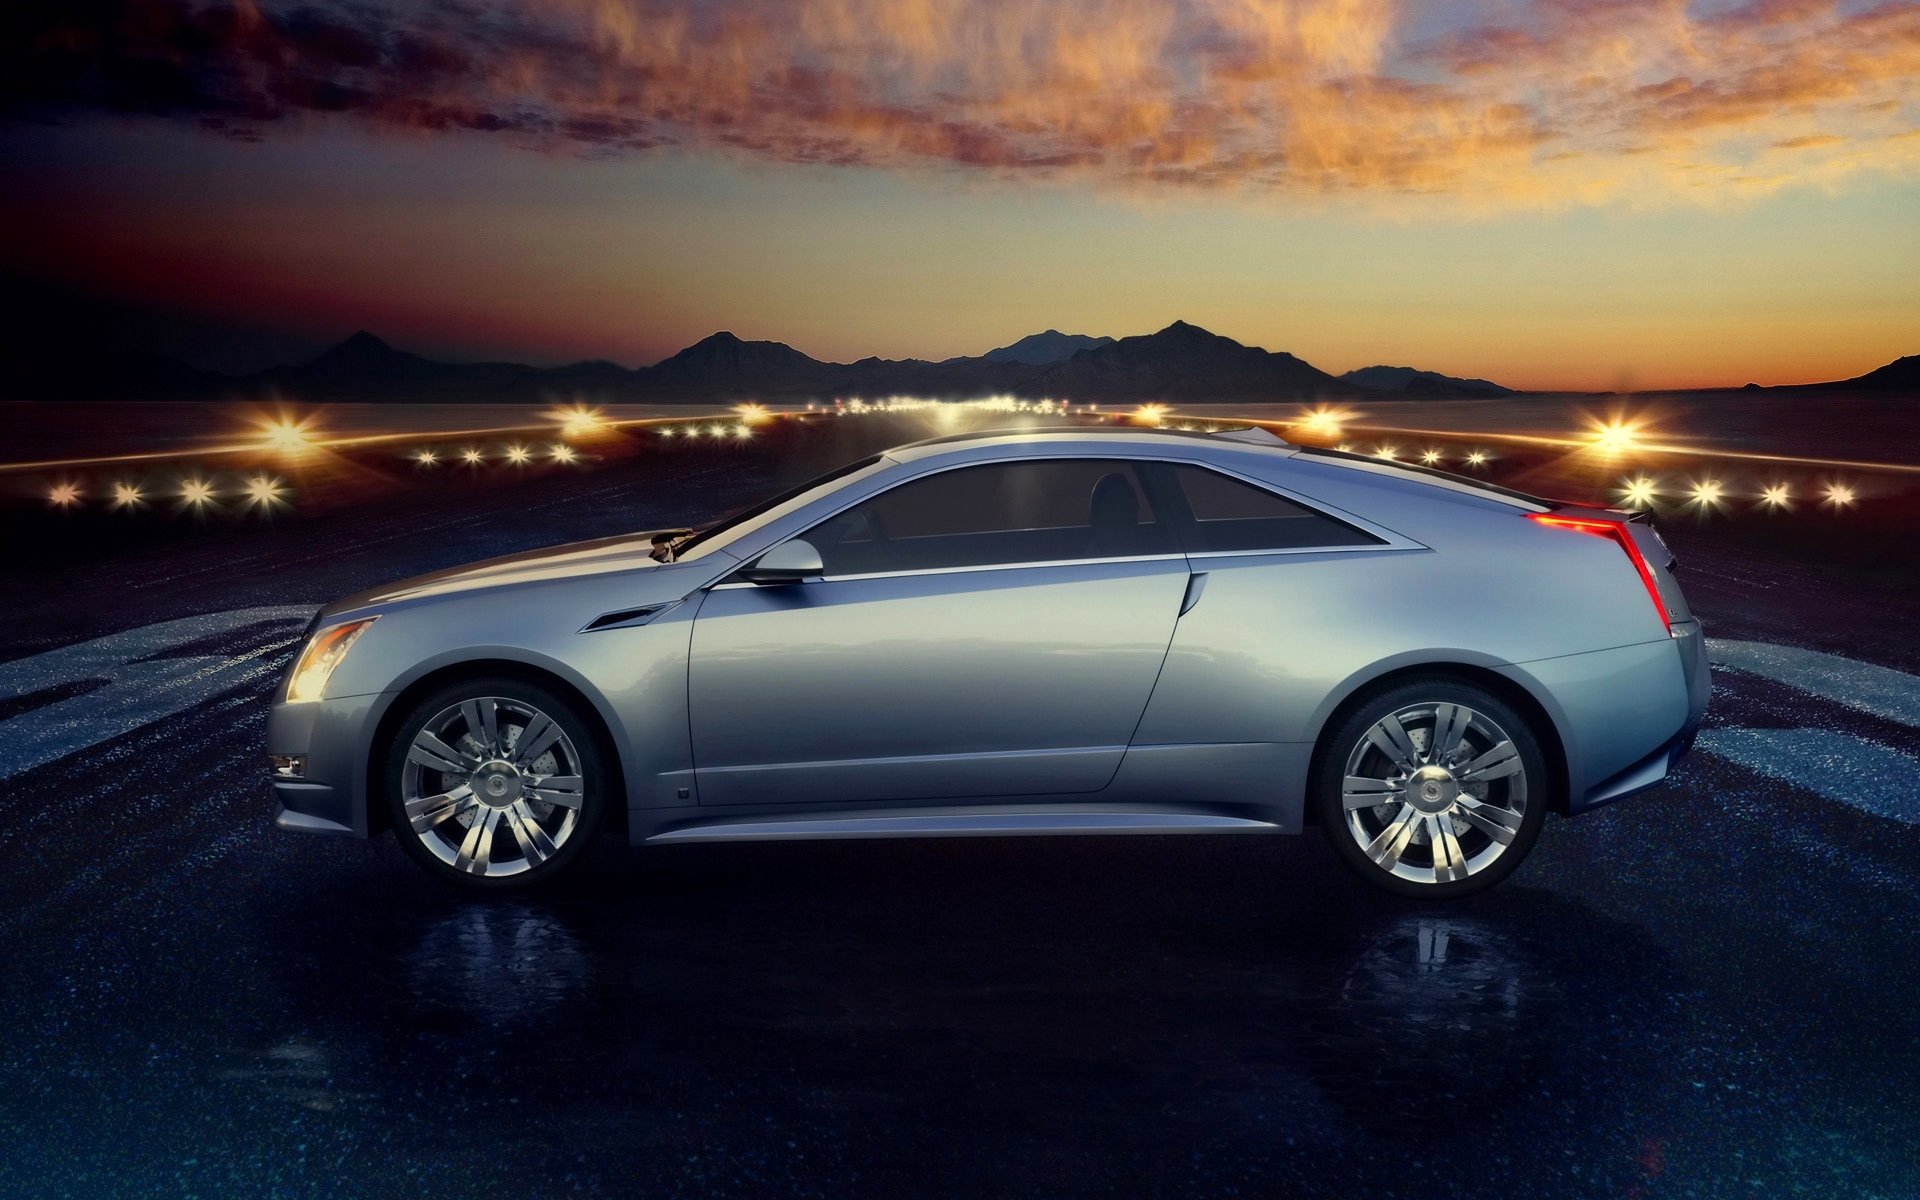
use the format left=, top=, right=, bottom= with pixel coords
left=663, top=454, right=886, bottom=560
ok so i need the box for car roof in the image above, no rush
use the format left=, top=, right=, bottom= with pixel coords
left=885, top=424, right=1292, bottom=463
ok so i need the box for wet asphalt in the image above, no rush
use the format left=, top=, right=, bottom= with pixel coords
left=1, top=418, right=1917, bottom=1199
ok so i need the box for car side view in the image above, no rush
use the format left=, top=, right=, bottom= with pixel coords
left=268, top=426, right=1710, bottom=896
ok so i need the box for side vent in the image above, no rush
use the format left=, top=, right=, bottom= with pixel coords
left=580, top=600, right=679, bottom=633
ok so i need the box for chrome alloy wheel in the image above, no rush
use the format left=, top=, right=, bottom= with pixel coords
left=1341, top=702, right=1529, bottom=886
left=401, top=697, right=586, bottom=878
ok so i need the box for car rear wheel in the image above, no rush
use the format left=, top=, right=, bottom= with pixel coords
left=1314, top=679, right=1547, bottom=898
left=384, top=677, right=608, bottom=889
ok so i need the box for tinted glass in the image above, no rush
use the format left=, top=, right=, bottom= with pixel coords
left=1168, top=465, right=1380, bottom=552
left=805, top=460, right=1174, bottom=574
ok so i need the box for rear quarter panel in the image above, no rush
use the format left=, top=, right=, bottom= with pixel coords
left=1135, top=453, right=1688, bottom=803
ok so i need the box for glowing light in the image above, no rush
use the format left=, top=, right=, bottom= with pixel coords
left=46, top=481, right=82, bottom=509
left=110, top=481, right=145, bottom=510
left=550, top=443, right=578, bottom=464
left=1824, top=482, right=1856, bottom=509
left=1465, top=450, right=1489, bottom=467
left=1585, top=416, right=1645, bottom=457
left=705, top=424, right=725, bottom=438
left=413, top=448, right=440, bottom=467
left=243, top=474, right=287, bottom=510
left=1132, top=404, right=1170, bottom=427
left=180, top=477, right=217, bottom=509
left=658, top=426, right=678, bottom=439
left=505, top=444, right=532, bottom=465
left=1688, top=479, right=1725, bottom=508
left=734, top=403, right=771, bottom=426
left=1295, top=406, right=1348, bottom=438
left=1336, top=443, right=1353, bottom=453
left=1375, top=444, right=1400, bottom=460
left=732, top=423, right=753, bottom=440
left=1618, top=477, right=1660, bottom=508
left=460, top=447, right=485, bottom=466
left=549, top=404, right=606, bottom=439
left=1759, top=483, right=1792, bottom=510
left=255, top=414, right=318, bottom=458
left=1420, top=448, right=1443, bottom=465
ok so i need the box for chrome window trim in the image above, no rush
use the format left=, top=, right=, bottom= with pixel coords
left=709, top=552, right=1189, bottom=590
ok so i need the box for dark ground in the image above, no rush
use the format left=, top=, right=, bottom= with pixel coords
left=1, top=413, right=1917, bottom=1199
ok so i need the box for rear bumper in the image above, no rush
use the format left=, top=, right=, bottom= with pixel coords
left=1565, top=618, right=1710, bottom=814
left=266, top=693, right=385, bottom=837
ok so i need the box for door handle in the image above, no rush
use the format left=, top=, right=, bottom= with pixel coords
left=1179, top=572, right=1208, bottom=615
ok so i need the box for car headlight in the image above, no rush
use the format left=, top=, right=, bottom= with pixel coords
left=286, top=618, right=377, bottom=703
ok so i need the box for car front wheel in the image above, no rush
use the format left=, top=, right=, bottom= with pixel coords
left=1314, top=678, right=1548, bottom=898
left=384, top=677, right=608, bottom=889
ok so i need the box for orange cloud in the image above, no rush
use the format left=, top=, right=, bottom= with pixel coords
left=7, top=0, right=1920, bottom=208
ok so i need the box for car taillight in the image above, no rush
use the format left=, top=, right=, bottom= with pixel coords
left=1525, top=512, right=1672, bottom=635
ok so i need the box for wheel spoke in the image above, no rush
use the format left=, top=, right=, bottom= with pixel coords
left=460, top=698, right=500, bottom=757
left=1430, top=814, right=1469, bottom=883
left=405, top=785, right=475, bottom=833
left=504, top=800, right=559, bottom=864
left=1458, top=740, right=1522, bottom=783
left=409, top=732, right=478, bottom=775
left=512, top=713, right=562, bottom=768
left=1364, top=806, right=1422, bottom=871
left=527, top=775, right=584, bottom=809
left=454, top=808, right=501, bottom=874
left=1365, top=714, right=1422, bottom=773
left=1343, top=776, right=1401, bottom=811
left=1455, top=797, right=1521, bottom=844
left=1431, top=703, right=1472, bottom=762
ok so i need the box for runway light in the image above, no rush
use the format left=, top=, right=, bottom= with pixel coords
left=734, top=403, right=771, bottom=426
left=1421, top=448, right=1443, bottom=465
left=505, top=443, right=532, bottom=465
left=1759, top=483, right=1792, bottom=511
left=1824, top=482, right=1856, bottom=509
left=550, top=404, right=606, bottom=439
left=110, top=481, right=145, bottom=510
left=243, top=474, right=287, bottom=510
left=550, top=443, right=578, bottom=464
left=704, top=424, right=724, bottom=438
left=1132, top=404, right=1170, bottom=427
left=46, top=480, right=82, bottom=509
left=1688, top=479, right=1725, bottom=509
left=1465, top=450, right=1489, bottom=467
left=413, top=448, right=440, bottom=467
left=461, top=447, right=485, bottom=466
left=1295, top=406, right=1347, bottom=438
left=732, top=422, right=753, bottom=440
left=180, top=477, right=217, bottom=509
left=1585, top=416, right=1644, bottom=457
left=658, top=426, right=678, bottom=439
left=1375, top=444, right=1400, bottom=460
left=1619, top=477, right=1660, bottom=508
left=255, top=413, right=318, bottom=459
left=1336, top=442, right=1353, bottom=453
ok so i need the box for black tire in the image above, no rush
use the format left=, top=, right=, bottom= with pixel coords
left=1312, top=676, right=1548, bottom=899
left=383, top=676, right=610, bottom=891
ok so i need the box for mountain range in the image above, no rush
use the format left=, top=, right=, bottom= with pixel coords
left=14, top=320, right=1915, bottom=403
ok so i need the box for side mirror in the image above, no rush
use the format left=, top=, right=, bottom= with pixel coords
left=738, top=538, right=824, bottom=585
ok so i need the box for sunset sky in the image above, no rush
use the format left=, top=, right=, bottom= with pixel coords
left=3, top=0, right=1918, bottom=390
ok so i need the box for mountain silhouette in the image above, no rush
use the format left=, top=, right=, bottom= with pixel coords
left=1342, top=365, right=1511, bottom=398
left=1035, top=320, right=1347, bottom=400
left=978, top=330, right=1114, bottom=365
left=1835, top=354, right=1920, bottom=390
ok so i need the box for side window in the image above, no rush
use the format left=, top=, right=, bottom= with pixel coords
left=804, top=460, right=1175, bottom=575
left=1166, top=464, right=1382, bottom=553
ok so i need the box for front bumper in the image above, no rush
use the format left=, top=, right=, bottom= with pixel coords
left=266, top=693, right=385, bottom=837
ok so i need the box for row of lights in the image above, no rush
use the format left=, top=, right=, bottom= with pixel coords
left=44, top=474, right=289, bottom=512
left=412, top=442, right=579, bottom=467
left=1616, top=475, right=1855, bottom=511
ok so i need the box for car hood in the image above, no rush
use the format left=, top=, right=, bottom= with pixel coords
left=324, top=529, right=728, bottom=616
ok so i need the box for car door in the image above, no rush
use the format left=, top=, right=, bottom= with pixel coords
left=688, top=457, right=1190, bottom=807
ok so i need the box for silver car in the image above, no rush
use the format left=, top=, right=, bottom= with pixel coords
left=269, top=427, right=1709, bottom=896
